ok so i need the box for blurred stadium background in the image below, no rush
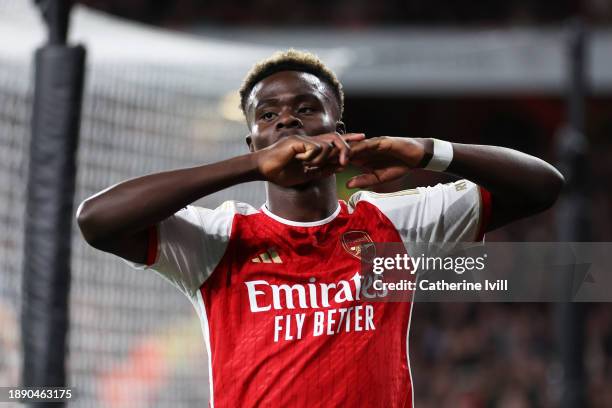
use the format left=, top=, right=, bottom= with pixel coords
left=1, top=0, right=612, bottom=406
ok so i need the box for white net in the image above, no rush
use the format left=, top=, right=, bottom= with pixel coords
left=0, top=56, right=28, bottom=402
left=0, top=2, right=325, bottom=407
left=69, top=66, right=261, bottom=406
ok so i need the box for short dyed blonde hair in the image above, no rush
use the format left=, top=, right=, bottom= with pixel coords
left=239, top=49, right=344, bottom=118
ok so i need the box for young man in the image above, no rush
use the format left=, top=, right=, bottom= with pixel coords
left=77, top=50, right=564, bottom=407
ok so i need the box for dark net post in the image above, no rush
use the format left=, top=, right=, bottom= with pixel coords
left=21, top=0, right=86, bottom=402
left=555, top=19, right=589, bottom=408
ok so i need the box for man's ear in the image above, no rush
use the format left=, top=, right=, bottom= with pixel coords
left=246, top=134, right=254, bottom=152
left=335, top=121, right=346, bottom=135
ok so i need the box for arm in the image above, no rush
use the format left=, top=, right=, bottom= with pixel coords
left=76, top=154, right=260, bottom=264
left=77, top=132, right=362, bottom=263
left=444, top=141, right=564, bottom=230
left=346, top=137, right=565, bottom=232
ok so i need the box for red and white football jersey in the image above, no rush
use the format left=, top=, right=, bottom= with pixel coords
left=127, top=179, right=492, bottom=407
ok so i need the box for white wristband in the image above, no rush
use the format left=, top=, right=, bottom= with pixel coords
left=424, top=138, right=453, bottom=172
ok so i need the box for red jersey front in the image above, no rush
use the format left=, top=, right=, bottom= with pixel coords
left=127, top=179, right=492, bottom=407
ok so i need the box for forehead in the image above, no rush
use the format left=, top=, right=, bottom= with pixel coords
left=246, top=71, right=333, bottom=111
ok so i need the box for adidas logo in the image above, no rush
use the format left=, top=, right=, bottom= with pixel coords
left=251, top=248, right=283, bottom=264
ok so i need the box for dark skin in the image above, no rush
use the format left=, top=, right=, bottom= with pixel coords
left=76, top=70, right=565, bottom=264
left=245, top=71, right=364, bottom=221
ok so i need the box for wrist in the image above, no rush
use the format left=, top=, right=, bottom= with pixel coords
left=391, top=137, right=432, bottom=168
left=247, top=151, right=267, bottom=181
left=216, top=152, right=265, bottom=184
left=422, top=138, right=454, bottom=172
left=416, top=138, right=434, bottom=168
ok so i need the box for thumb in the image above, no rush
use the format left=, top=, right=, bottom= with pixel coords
left=294, top=140, right=321, bottom=161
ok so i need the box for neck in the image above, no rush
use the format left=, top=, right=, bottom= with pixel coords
left=266, top=176, right=339, bottom=223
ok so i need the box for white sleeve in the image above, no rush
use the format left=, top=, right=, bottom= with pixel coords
left=348, top=179, right=492, bottom=244
left=123, top=203, right=236, bottom=299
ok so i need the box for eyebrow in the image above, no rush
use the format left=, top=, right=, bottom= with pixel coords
left=254, top=93, right=322, bottom=112
left=254, top=98, right=280, bottom=111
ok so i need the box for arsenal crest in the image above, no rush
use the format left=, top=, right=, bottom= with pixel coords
left=341, top=231, right=375, bottom=262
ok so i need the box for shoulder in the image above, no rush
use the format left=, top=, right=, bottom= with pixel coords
left=164, top=200, right=259, bottom=242
left=348, top=180, right=480, bottom=211
left=182, top=200, right=259, bottom=220
left=346, top=180, right=485, bottom=243
left=212, top=200, right=259, bottom=216
left=347, top=186, right=423, bottom=212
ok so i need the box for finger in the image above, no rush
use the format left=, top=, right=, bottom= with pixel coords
left=307, top=142, right=334, bottom=166
left=340, top=132, right=366, bottom=141
left=329, top=141, right=341, bottom=165
left=349, top=138, right=380, bottom=157
left=340, top=133, right=366, bottom=144
left=346, top=173, right=381, bottom=189
left=295, top=141, right=321, bottom=161
left=332, top=133, right=352, bottom=166
left=305, top=154, right=341, bottom=167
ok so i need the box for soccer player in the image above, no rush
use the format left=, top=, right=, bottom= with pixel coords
left=77, top=50, right=564, bottom=407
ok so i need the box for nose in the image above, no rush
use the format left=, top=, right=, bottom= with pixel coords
left=275, top=111, right=303, bottom=131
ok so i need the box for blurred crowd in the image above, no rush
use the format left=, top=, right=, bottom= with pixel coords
left=411, top=303, right=612, bottom=408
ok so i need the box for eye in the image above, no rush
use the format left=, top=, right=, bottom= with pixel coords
left=298, top=106, right=315, bottom=114
left=260, top=112, right=277, bottom=121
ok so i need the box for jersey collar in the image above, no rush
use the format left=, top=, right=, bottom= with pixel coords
left=261, top=202, right=342, bottom=227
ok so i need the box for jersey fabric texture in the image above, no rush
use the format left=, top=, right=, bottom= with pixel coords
left=126, top=179, right=492, bottom=408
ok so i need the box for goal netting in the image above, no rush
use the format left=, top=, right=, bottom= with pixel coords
left=0, top=2, right=349, bottom=406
